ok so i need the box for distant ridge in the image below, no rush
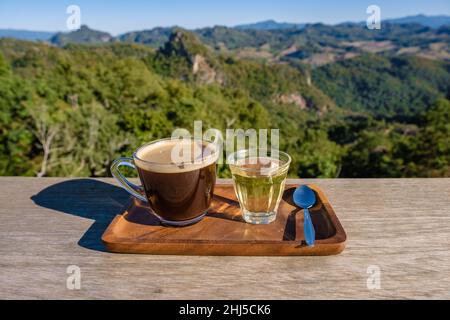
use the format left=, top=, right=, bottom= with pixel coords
left=386, top=14, right=450, bottom=28
left=1, top=14, right=449, bottom=45
left=234, top=15, right=450, bottom=31
left=50, top=25, right=113, bottom=46
left=119, top=27, right=175, bottom=47
left=0, top=29, right=55, bottom=41
left=235, top=19, right=305, bottom=30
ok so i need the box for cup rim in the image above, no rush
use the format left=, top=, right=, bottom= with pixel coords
left=133, top=137, right=219, bottom=166
left=227, top=148, right=292, bottom=173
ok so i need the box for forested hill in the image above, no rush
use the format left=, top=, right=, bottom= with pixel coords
left=42, top=20, right=450, bottom=66
left=313, top=54, right=450, bottom=117
left=0, top=28, right=449, bottom=179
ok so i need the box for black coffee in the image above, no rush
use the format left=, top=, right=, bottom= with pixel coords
left=134, top=139, right=217, bottom=222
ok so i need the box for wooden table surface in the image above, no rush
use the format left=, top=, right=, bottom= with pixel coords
left=0, top=177, right=449, bottom=300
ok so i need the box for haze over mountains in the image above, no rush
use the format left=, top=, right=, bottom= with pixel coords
left=1, top=14, right=449, bottom=41
left=385, top=14, right=450, bottom=28
left=0, top=29, right=55, bottom=41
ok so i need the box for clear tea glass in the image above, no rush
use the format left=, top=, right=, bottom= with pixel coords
left=228, top=149, right=291, bottom=224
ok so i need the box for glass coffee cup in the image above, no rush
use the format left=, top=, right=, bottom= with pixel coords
left=111, top=137, right=219, bottom=226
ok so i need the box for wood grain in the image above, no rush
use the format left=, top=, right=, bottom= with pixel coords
left=101, top=184, right=347, bottom=256
left=0, top=177, right=449, bottom=299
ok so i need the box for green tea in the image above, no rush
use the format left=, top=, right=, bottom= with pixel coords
left=230, top=157, right=288, bottom=215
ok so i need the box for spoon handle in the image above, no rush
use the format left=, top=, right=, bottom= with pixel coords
left=303, top=208, right=316, bottom=247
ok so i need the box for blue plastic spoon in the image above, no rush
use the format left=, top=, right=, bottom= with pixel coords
left=293, top=185, right=316, bottom=247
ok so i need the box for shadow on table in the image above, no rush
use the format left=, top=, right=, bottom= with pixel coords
left=282, top=187, right=337, bottom=242
left=31, top=179, right=130, bottom=252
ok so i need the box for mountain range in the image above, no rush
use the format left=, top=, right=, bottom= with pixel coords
left=1, top=15, right=449, bottom=178
left=385, top=14, right=450, bottom=28
left=24, top=16, right=447, bottom=67
left=235, top=15, right=450, bottom=30
left=1, top=14, right=449, bottom=41
left=0, top=14, right=449, bottom=77
left=235, top=19, right=306, bottom=30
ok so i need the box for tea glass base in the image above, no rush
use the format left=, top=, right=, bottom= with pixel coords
left=160, top=212, right=206, bottom=227
left=242, top=210, right=277, bottom=225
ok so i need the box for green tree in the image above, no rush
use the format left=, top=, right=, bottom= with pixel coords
left=26, top=103, right=65, bottom=177
left=288, top=129, right=343, bottom=178
left=341, top=130, right=398, bottom=178
left=54, top=102, right=131, bottom=177
left=413, top=99, right=450, bottom=177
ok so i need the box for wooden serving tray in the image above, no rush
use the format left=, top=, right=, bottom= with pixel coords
left=102, top=184, right=347, bottom=256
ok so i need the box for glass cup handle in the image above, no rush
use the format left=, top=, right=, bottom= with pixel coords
left=110, top=157, right=148, bottom=203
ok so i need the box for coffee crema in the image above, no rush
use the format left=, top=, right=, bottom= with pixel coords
left=134, top=139, right=218, bottom=222
left=134, top=139, right=217, bottom=173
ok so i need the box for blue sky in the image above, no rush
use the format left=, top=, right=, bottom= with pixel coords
left=0, top=0, right=449, bottom=35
